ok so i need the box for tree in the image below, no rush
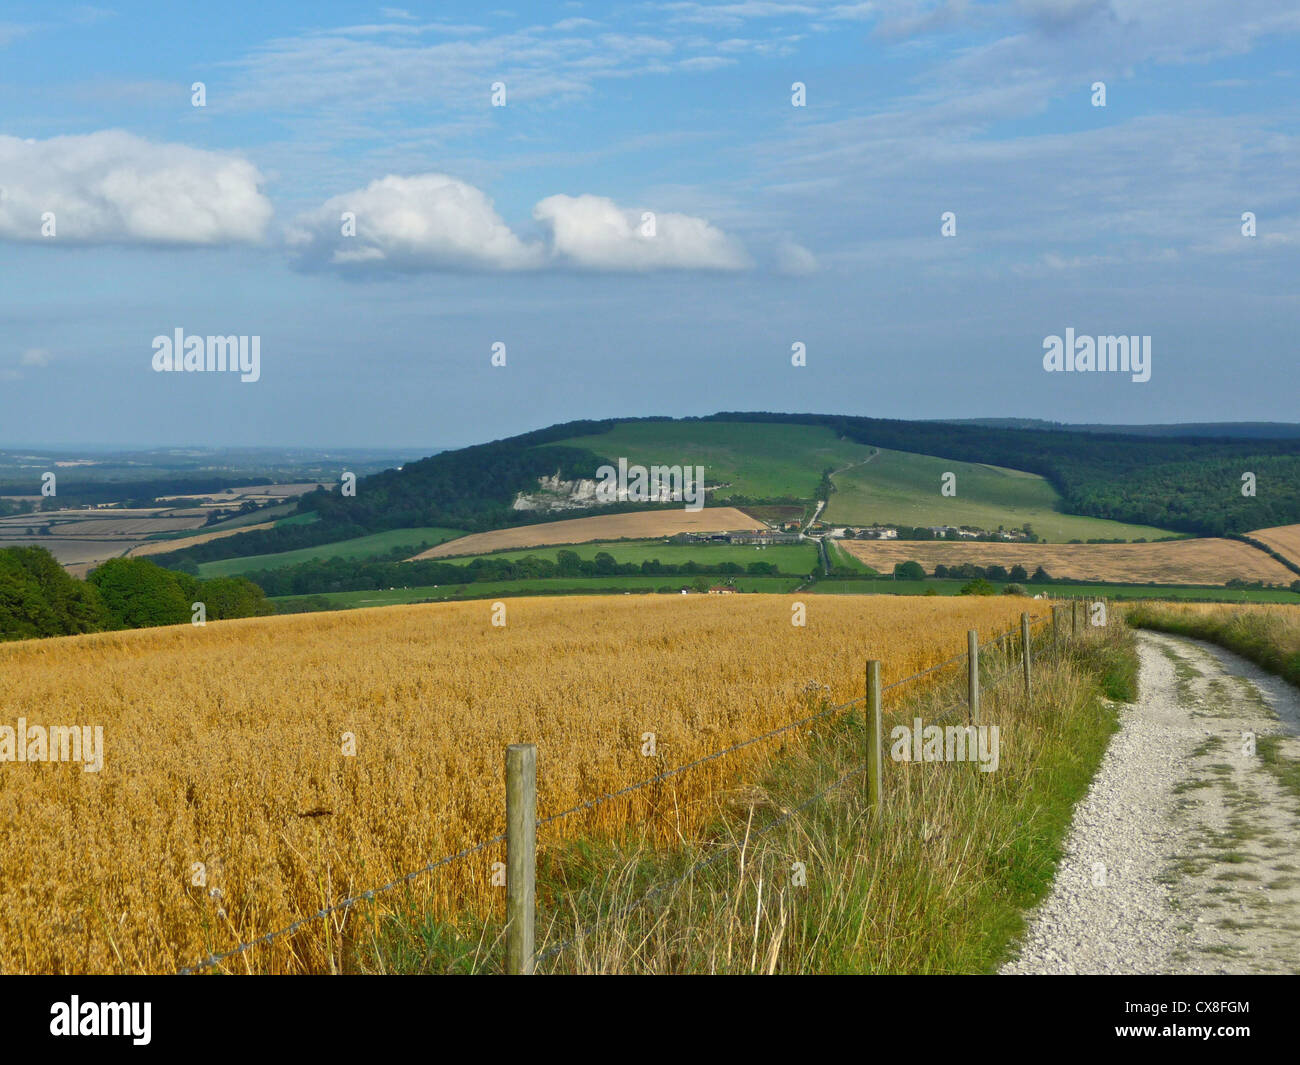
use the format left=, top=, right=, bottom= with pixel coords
left=894, top=560, right=926, bottom=581
left=1009, top=564, right=1028, bottom=582
left=87, top=559, right=195, bottom=629
left=959, top=578, right=996, bottom=596
left=1030, top=566, right=1053, bottom=583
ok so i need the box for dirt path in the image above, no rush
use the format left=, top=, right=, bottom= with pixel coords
left=1001, top=630, right=1300, bottom=974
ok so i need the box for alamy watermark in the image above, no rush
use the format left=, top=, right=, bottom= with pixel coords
left=890, top=717, right=1000, bottom=772
left=1042, top=329, right=1150, bottom=383
left=595, top=458, right=706, bottom=510
left=0, top=718, right=104, bottom=772
left=151, top=328, right=261, bottom=382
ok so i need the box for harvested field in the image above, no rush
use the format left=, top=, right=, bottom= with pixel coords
left=47, top=517, right=205, bottom=537
left=126, top=522, right=277, bottom=558
left=840, top=537, right=1296, bottom=585
left=1249, top=524, right=1300, bottom=568
left=408, top=507, right=765, bottom=560
left=0, top=594, right=1035, bottom=974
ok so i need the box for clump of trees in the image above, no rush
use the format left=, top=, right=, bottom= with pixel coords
left=0, top=548, right=272, bottom=642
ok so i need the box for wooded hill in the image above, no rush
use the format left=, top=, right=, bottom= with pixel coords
left=152, top=414, right=1300, bottom=570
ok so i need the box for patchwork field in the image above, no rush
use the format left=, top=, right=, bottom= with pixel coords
left=196, top=527, right=464, bottom=577
left=0, top=594, right=1036, bottom=974
left=1250, top=524, right=1300, bottom=567
left=126, top=522, right=279, bottom=559
left=840, top=537, right=1297, bottom=586
left=408, top=507, right=765, bottom=560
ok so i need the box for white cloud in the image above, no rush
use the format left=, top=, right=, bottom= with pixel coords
left=289, top=177, right=752, bottom=274
left=19, top=348, right=52, bottom=367
left=286, top=173, right=544, bottom=272
left=0, top=131, right=271, bottom=245
left=533, top=193, right=750, bottom=270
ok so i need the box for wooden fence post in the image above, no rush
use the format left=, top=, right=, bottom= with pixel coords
left=866, top=660, right=882, bottom=812
left=1051, top=605, right=1061, bottom=658
left=967, top=629, right=980, bottom=725
left=1072, top=599, right=1079, bottom=638
left=1021, top=612, right=1032, bottom=698
left=505, top=743, right=536, bottom=975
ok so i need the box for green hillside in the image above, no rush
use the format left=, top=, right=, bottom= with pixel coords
left=556, top=421, right=872, bottom=500
left=826, top=447, right=1178, bottom=542
left=558, top=421, right=1177, bottom=542
left=197, top=527, right=463, bottom=577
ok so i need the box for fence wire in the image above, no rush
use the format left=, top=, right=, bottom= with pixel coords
left=177, top=614, right=1049, bottom=974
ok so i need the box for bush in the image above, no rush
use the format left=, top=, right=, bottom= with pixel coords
left=1001, top=583, right=1028, bottom=596
left=959, top=578, right=996, bottom=596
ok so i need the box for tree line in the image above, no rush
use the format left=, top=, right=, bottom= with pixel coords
left=243, top=549, right=789, bottom=598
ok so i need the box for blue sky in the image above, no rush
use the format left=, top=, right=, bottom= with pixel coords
left=1, top=1, right=1297, bottom=448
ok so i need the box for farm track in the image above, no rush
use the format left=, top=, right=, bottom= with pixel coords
left=1002, top=631, right=1300, bottom=974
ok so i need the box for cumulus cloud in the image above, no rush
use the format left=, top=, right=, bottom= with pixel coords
left=285, top=173, right=544, bottom=272
left=19, top=348, right=51, bottom=367
left=288, top=176, right=752, bottom=273
left=533, top=193, right=750, bottom=270
left=0, top=130, right=271, bottom=245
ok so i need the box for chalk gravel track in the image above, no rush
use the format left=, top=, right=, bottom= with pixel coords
left=1001, top=630, right=1300, bottom=975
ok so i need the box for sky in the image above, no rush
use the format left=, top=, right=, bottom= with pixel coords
left=0, top=0, right=1297, bottom=449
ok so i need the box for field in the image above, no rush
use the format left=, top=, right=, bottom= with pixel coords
left=826, top=447, right=1178, bottom=541
left=272, top=576, right=806, bottom=609
left=557, top=420, right=873, bottom=500
left=840, top=538, right=1296, bottom=586
left=1250, top=524, right=1300, bottom=567
left=408, top=507, right=764, bottom=560
left=427, top=537, right=819, bottom=573
left=126, top=523, right=278, bottom=559
left=811, top=579, right=1300, bottom=602
left=196, top=527, right=464, bottom=577
left=0, top=594, right=1035, bottom=974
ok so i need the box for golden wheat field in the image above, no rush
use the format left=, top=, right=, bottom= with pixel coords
left=0, top=594, right=1036, bottom=975
left=841, top=537, right=1295, bottom=585
left=407, top=506, right=763, bottom=559
left=1249, top=524, right=1300, bottom=568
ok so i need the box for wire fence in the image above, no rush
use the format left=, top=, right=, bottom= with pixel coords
left=177, top=611, right=1054, bottom=975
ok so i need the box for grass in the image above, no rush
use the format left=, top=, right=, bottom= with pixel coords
left=271, top=575, right=806, bottom=609
left=433, top=537, right=819, bottom=573
left=1257, top=736, right=1300, bottom=801
left=363, top=617, right=1132, bottom=974
left=556, top=420, right=873, bottom=500
left=197, top=527, right=464, bottom=577
left=825, top=446, right=1177, bottom=541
